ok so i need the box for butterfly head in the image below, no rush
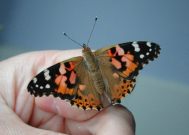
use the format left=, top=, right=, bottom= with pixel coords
left=82, top=44, right=91, bottom=52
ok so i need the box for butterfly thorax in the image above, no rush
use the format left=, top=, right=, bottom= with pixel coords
left=82, top=45, right=106, bottom=95
left=82, top=46, right=98, bottom=72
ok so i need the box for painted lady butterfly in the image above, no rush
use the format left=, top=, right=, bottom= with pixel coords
left=27, top=41, right=160, bottom=111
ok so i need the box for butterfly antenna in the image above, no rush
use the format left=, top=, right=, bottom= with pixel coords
left=63, top=32, right=83, bottom=47
left=86, top=17, right=98, bottom=46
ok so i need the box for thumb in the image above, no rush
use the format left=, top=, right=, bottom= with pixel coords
left=0, top=101, right=65, bottom=135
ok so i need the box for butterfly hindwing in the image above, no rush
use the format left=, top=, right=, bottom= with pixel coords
left=70, top=62, right=103, bottom=110
left=95, top=41, right=160, bottom=103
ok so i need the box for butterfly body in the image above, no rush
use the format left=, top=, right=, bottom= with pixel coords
left=82, top=44, right=112, bottom=107
left=28, top=41, right=160, bottom=111
left=82, top=45, right=105, bottom=94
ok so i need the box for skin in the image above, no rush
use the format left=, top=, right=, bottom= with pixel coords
left=0, top=50, right=135, bottom=135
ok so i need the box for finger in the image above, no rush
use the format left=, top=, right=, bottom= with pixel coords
left=65, top=105, right=135, bottom=135
left=0, top=99, right=65, bottom=135
left=35, top=96, right=98, bottom=121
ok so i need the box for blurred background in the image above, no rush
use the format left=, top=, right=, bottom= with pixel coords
left=0, top=0, right=189, bottom=134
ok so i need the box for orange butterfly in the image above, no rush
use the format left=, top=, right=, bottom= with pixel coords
left=28, top=41, right=160, bottom=111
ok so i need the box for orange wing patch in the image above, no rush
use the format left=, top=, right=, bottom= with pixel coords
left=69, top=71, right=76, bottom=84
left=54, top=74, right=75, bottom=95
left=111, top=58, right=122, bottom=69
left=107, top=46, right=139, bottom=78
left=55, top=75, right=67, bottom=94
left=71, top=86, right=102, bottom=111
left=111, top=78, right=136, bottom=103
left=121, top=52, right=138, bottom=77
left=54, top=62, right=77, bottom=96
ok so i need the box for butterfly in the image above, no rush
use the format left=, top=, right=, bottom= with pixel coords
left=27, top=41, right=160, bottom=111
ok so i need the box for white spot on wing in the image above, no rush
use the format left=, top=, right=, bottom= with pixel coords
left=45, top=76, right=51, bottom=81
left=35, top=84, right=39, bottom=87
left=132, top=42, right=138, bottom=48
left=44, top=69, right=51, bottom=80
left=140, top=54, right=144, bottom=59
left=40, top=86, right=43, bottom=89
left=33, top=78, right=37, bottom=83
left=146, top=52, right=150, bottom=55
left=135, top=47, right=140, bottom=52
left=132, top=42, right=140, bottom=52
left=147, top=42, right=152, bottom=47
left=45, top=84, right=50, bottom=89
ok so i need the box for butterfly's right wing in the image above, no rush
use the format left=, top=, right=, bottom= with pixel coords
left=95, top=41, right=160, bottom=103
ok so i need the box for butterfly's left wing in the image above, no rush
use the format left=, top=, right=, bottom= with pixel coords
left=27, top=56, right=103, bottom=110
left=95, top=41, right=160, bottom=103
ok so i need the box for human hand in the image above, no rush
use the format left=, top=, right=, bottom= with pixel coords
left=0, top=50, right=135, bottom=135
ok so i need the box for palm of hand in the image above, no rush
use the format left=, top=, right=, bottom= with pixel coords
left=0, top=50, right=135, bottom=135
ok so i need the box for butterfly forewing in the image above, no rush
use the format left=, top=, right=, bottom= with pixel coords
left=27, top=56, right=83, bottom=100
